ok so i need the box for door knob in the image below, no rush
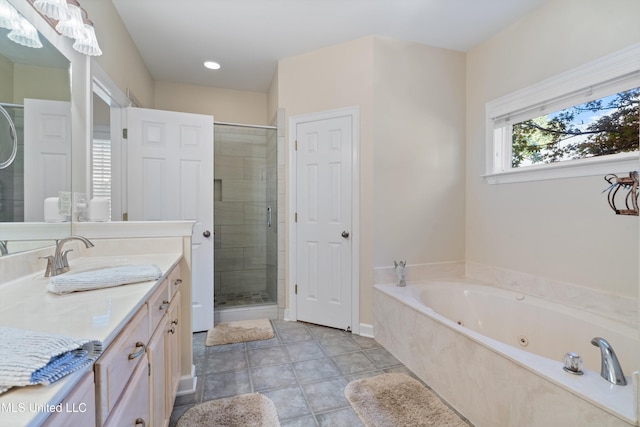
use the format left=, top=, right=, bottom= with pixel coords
left=341, top=231, right=350, bottom=238
left=203, top=230, right=211, bottom=238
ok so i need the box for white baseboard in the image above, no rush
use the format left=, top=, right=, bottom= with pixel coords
left=358, top=323, right=374, bottom=338
left=176, top=365, right=197, bottom=395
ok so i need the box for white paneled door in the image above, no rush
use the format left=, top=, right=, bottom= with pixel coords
left=294, top=112, right=355, bottom=330
left=126, top=107, right=214, bottom=332
left=23, top=99, right=71, bottom=222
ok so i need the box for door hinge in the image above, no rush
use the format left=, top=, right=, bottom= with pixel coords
left=122, top=128, right=128, bottom=139
left=122, top=212, right=128, bottom=221
left=295, top=284, right=298, bottom=295
left=295, top=140, right=297, bottom=151
left=294, top=212, right=297, bottom=223
left=148, top=362, right=151, bottom=376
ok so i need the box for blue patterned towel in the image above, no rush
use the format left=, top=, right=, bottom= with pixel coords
left=47, top=264, right=162, bottom=294
left=0, top=327, right=102, bottom=394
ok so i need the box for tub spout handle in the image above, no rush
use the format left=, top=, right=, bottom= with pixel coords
left=590, top=337, right=627, bottom=386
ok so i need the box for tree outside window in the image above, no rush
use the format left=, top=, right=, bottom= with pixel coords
left=512, top=88, right=639, bottom=168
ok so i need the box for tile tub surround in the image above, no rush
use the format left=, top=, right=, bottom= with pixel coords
left=169, top=320, right=472, bottom=427
left=376, top=261, right=638, bottom=328
left=465, top=262, right=638, bottom=327
left=373, top=285, right=638, bottom=427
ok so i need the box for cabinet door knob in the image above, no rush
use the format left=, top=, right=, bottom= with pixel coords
left=203, top=230, right=211, bottom=238
left=174, top=278, right=182, bottom=286
left=159, top=300, right=169, bottom=310
left=135, top=418, right=146, bottom=427
left=341, top=231, right=350, bottom=238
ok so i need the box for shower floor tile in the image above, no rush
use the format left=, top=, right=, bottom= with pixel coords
left=214, top=290, right=274, bottom=308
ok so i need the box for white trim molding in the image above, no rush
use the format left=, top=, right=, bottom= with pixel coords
left=485, top=42, right=640, bottom=184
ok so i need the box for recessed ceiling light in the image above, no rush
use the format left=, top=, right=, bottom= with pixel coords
left=204, top=61, right=221, bottom=70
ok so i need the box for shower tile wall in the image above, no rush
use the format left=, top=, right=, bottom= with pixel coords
left=214, top=126, right=274, bottom=303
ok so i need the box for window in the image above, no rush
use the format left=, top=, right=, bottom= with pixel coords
left=91, top=138, right=111, bottom=205
left=485, top=44, right=640, bottom=184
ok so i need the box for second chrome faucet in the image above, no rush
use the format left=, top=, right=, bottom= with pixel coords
left=42, top=235, right=95, bottom=277
left=591, top=337, right=627, bottom=386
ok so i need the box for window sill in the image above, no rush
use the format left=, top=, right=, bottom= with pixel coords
left=483, top=152, right=639, bottom=184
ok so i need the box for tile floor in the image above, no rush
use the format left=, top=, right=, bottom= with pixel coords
left=169, top=319, right=471, bottom=426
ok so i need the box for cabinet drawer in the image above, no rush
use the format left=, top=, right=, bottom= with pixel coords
left=42, top=371, right=96, bottom=427
left=103, top=354, right=149, bottom=427
left=147, top=277, right=170, bottom=332
left=168, top=264, right=182, bottom=300
left=95, top=305, right=149, bottom=426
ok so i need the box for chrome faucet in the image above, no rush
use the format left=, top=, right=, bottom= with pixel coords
left=591, top=337, right=627, bottom=386
left=43, top=235, right=95, bottom=277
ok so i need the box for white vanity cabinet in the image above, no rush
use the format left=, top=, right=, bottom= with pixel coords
left=94, top=263, right=184, bottom=427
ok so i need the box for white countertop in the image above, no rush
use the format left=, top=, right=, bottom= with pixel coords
left=0, top=253, right=183, bottom=427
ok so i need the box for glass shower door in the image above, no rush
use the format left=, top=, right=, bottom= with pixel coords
left=213, top=124, right=277, bottom=309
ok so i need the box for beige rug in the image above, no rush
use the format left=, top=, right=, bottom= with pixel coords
left=345, top=373, right=468, bottom=427
left=205, top=319, right=274, bottom=346
left=177, top=393, right=280, bottom=427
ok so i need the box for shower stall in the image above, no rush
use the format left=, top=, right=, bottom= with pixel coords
left=213, top=123, right=278, bottom=311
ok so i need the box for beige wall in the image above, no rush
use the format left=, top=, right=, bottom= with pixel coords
left=154, top=81, right=268, bottom=124
left=278, top=36, right=375, bottom=323
left=81, top=0, right=155, bottom=108
left=466, top=0, right=640, bottom=298
left=278, top=36, right=467, bottom=325
left=13, top=64, right=70, bottom=102
left=373, top=37, right=466, bottom=267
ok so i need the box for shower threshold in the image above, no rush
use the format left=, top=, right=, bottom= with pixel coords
left=214, top=303, right=278, bottom=323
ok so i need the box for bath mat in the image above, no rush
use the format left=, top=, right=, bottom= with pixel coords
left=345, top=373, right=469, bottom=427
left=205, top=319, right=274, bottom=346
left=176, top=393, right=280, bottom=427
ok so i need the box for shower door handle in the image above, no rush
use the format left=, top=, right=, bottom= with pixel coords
left=267, top=206, right=272, bottom=228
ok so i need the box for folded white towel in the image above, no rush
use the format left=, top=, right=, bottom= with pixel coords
left=0, top=327, right=102, bottom=395
left=47, top=264, right=163, bottom=295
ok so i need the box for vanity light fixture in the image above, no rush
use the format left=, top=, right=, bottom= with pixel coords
left=54, top=0, right=83, bottom=39
left=8, top=11, right=42, bottom=47
left=0, top=0, right=19, bottom=30
left=204, top=61, right=221, bottom=70
left=71, top=18, right=100, bottom=56
left=32, top=0, right=68, bottom=21
left=0, top=0, right=42, bottom=48
left=28, top=0, right=102, bottom=56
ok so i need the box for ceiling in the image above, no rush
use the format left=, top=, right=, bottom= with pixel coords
left=110, top=0, right=549, bottom=93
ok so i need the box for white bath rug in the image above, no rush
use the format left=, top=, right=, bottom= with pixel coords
left=205, top=319, right=274, bottom=346
left=176, top=393, right=280, bottom=427
left=345, top=372, right=470, bottom=427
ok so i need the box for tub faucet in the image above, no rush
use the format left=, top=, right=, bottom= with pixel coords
left=590, top=337, right=627, bottom=386
left=46, top=235, right=95, bottom=277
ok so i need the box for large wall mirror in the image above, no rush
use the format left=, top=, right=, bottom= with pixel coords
left=0, top=2, right=72, bottom=255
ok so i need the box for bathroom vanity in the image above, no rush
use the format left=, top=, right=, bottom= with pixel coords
left=0, top=225, right=195, bottom=427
